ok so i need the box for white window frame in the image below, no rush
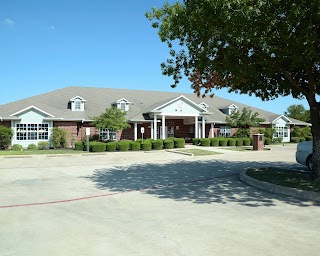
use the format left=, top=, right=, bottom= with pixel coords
left=99, top=129, right=117, bottom=141
left=16, top=123, right=49, bottom=141
left=74, top=100, right=81, bottom=111
left=219, top=126, right=231, bottom=137
left=273, top=125, right=289, bottom=138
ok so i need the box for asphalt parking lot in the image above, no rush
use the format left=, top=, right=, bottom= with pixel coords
left=0, top=144, right=319, bottom=256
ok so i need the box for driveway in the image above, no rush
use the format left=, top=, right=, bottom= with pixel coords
left=0, top=144, right=319, bottom=256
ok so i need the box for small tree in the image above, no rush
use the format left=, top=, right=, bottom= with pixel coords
left=284, top=104, right=310, bottom=123
left=226, top=108, right=265, bottom=129
left=91, top=107, right=131, bottom=137
left=51, top=127, right=67, bottom=148
left=0, top=126, right=13, bottom=150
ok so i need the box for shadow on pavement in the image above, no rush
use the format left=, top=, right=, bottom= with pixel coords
left=84, top=160, right=316, bottom=207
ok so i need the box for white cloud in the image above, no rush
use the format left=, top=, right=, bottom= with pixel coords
left=4, top=18, right=15, bottom=26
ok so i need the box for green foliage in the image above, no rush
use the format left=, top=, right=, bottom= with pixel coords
left=130, top=141, right=141, bottom=151
left=106, top=142, right=117, bottom=152
left=27, top=144, right=37, bottom=150
left=200, top=138, right=210, bottom=146
left=226, top=108, right=265, bottom=129
left=290, top=137, right=301, bottom=143
left=75, top=142, right=84, bottom=151
left=243, top=138, right=251, bottom=146
left=51, top=127, right=67, bottom=148
left=235, top=128, right=250, bottom=138
left=192, top=138, right=200, bottom=145
left=257, top=128, right=275, bottom=139
left=227, top=138, right=236, bottom=146
left=141, top=141, right=152, bottom=151
left=301, top=127, right=312, bottom=137
left=264, top=137, right=271, bottom=145
left=219, top=138, right=227, bottom=146
left=305, top=136, right=313, bottom=141
left=210, top=138, right=219, bottom=146
left=38, top=141, right=50, bottom=150
left=164, top=139, right=174, bottom=149
left=117, top=140, right=130, bottom=151
left=174, top=138, right=185, bottom=148
left=292, top=126, right=302, bottom=137
left=152, top=139, right=163, bottom=150
left=90, top=142, right=106, bottom=152
left=11, top=144, right=23, bottom=151
left=0, top=126, right=13, bottom=150
left=235, top=138, right=243, bottom=147
left=284, top=104, right=310, bottom=122
left=91, top=107, right=131, bottom=132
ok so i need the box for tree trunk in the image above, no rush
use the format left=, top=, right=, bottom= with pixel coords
left=306, top=96, right=320, bottom=180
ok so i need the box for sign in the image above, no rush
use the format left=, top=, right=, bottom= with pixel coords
left=141, top=127, right=145, bottom=134
left=86, top=128, right=91, bottom=136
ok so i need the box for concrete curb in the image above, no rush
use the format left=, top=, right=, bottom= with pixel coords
left=165, top=150, right=194, bottom=156
left=240, top=169, right=320, bottom=203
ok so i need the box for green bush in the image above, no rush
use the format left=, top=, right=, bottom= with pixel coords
left=299, top=137, right=306, bottom=142
left=27, top=143, right=37, bottom=150
left=219, top=138, right=228, bottom=146
left=51, top=127, right=67, bottom=148
left=0, top=126, right=13, bottom=150
left=117, top=140, right=130, bottom=151
left=210, top=138, right=219, bottom=146
left=305, top=136, right=313, bottom=141
left=141, top=141, right=152, bottom=151
left=152, top=139, right=163, bottom=150
left=192, top=138, right=200, bottom=145
left=235, top=128, right=250, bottom=138
left=301, top=127, right=312, bottom=137
left=200, top=138, right=210, bottom=146
left=235, top=138, right=243, bottom=146
left=164, top=139, right=174, bottom=149
left=227, top=138, right=236, bottom=146
left=174, top=138, right=185, bottom=148
left=106, top=142, right=117, bottom=151
left=38, top=141, right=50, bottom=150
left=264, top=137, right=271, bottom=145
left=130, top=141, right=141, bottom=151
left=11, top=144, right=23, bottom=151
left=75, top=142, right=84, bottom=151
left=292, top=126, right=301, bottom=137
left=243, top=138, right=251, bottom=146
left=90, top=142, right=106, bottom=152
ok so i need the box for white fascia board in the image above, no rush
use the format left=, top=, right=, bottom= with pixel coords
left=154, top=95, right=209, bottom=112
left=69, top=96, right=86, bottom=102
left=114, top=98, right=131, bottom=104
left=229, top=104, right=239, bottom=108
left=160, top=113, right=200, bottom=117
left=272, top=114, right=291, bottom=123
left=10, top=105, right=55, bottom=117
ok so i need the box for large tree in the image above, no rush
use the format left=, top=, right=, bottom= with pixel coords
left=284, top=104, right=310, bottom=122
left=147, top=0, right=320, bottom=179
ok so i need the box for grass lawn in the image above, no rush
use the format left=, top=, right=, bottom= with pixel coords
left=176, top=149, right=222, bottom=156
left=246, top=167, right=320, bottom=193
left=0, top=150, right=87, bottom=156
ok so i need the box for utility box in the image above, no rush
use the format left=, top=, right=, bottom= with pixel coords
left=253, top=134, right=264, bottom=151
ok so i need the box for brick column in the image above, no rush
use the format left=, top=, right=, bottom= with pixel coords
left=253, top=134, right=264, bottom=151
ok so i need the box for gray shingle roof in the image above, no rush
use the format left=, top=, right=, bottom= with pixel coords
left=0, top=86, right=310, bottom=126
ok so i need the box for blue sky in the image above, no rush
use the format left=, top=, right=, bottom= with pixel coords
left=0, top=0, right=310, bottom=114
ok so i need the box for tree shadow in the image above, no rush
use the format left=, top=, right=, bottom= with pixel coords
left=84, top=160, right=318, bottom=207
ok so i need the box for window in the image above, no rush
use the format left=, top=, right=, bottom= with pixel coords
left=75, top=100, right=81, bottom=110
left=120, top=102, right=126, bottom=111
left=99, top=129, right=116, bottom=141
left=273, top=126, right=289, bottom=138
left=16, top=124, right=49, bottom=141
left=219, top=126, right=231, bottom=137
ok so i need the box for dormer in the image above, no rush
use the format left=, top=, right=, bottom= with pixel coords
left=113, top=98, right=131, bottom=111
left=220, top=104, right=239, bottom=115
left=199, top=102, right=209, bottom=110
left=70, top=96, right=86, bottom=111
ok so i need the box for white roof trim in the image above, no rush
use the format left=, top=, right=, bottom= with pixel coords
left=10, top=105, right=55, bottom=117
left=228, top=104, right=238, bottom=108
left=114, top=98, right=131, bottom=103
left=153, top=95, right=209, bottom=112
left=272, top=114, right=291, bottom=123
left=69, top=96, right=86, bottom=102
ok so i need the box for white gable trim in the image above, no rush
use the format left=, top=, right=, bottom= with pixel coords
left=228, top=104, right=239, bottom=108
left=272, top=114, right=291, bottom=123
left=10, top=105, right=55, bottom=117
left=69, top=96, right=86, bottom=102
left=114, top=98, right=131, bottom=104
left=153, top=95, right=208, bottom=112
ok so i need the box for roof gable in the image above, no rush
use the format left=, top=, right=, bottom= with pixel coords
left=10, top=105, right=55, bottom=117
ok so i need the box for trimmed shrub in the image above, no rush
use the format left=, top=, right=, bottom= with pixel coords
left=264, top=137, right=271, bottom=145
left=106, top=142, right=117, bottom=151
left=227, top=138, right=236, bottom=146
left=11, top=144, right=23, bottom=151
left=272, top=137, right=283, bottom=144
left=219, top=138, right=228, bottom=146
left=90, top=142, right=106, bottom=152
left=210, top=138, right=219, bottom=146
left=117, top=140, right=130, bottom=151
left=130, top=141, right=141, bottom=151
left=164, top=139, right=174, bottom=149
left=200, top=138, right=210, bottom=146
left=235, top=138, right=243, bottom=146
left=0, top=126, right=13, bottom=150
left=174, top=138, right=185, bottom=148
left=141, top=141, right=152, bottom=151
left=38, top=141, right=50, bottom=150
left=152, top=139, right=163, bottom=150
left=75, top=142, right=84, bottom=151
left=27, top=143, right=37, bottom=150
left=243, top=138, right=251, bottom=146
left=51, top=127, right=67, bottom=148
left=192, top=138, right=200, bottom=145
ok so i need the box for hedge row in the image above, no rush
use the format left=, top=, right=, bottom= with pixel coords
left=75, top=138, right=186, bottom=152
left=194, top=137, right=256, bottom=147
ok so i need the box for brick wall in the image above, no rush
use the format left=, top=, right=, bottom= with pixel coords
left=0, top=121, right=11, bottom=128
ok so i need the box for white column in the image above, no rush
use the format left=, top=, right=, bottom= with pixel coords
left=202, top=117, right=205, bottom=138
left=195, top=116, right=198, bottom=138
left=153, top=115, right=157, bottom=140
left=162, top=115, right=166, bottom=140
left=151, top=122, right=154, bottom=139
left=134, top=122, right=138, bottom=141
left=211, top=123, right=214, bottom=138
